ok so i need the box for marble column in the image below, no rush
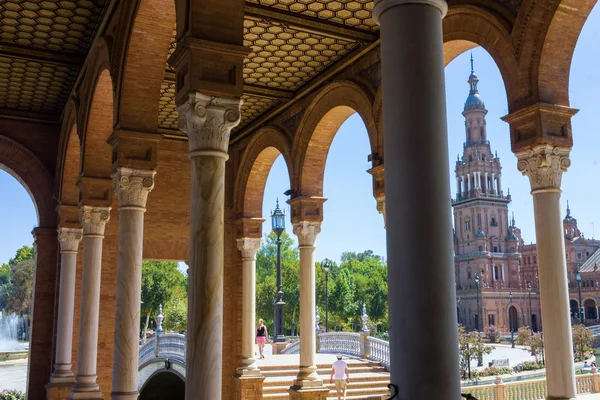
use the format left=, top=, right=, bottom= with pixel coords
left=111, top=168, right=155, bottom=400
left=373, top=0, right=461, bottom=398
left=290, top=221, right=327, bottom=392
left=516, top=144, right=576, bottom=399
left=50, top=227, right=83, bottom=383
left=236, top=237, right=262, bottom=375
left=69, top=206, right=110, bottom=400
left=177, top=92, right=242, bottom=400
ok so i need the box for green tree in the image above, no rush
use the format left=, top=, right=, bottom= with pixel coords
left=515, top=326, right=532, bottom=345
left=458, top=324, right=493, bottom=379
left=162, top=284, right=188, bottom=333
left=141, top=261, right=186, bottom=339
left=572, top=324, right=593, bottom=361
left=6, top=259, right=34, bottom=316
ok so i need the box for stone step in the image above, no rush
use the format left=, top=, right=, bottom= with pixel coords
left=258, top=360, right=381, bottom=371
left=263, top=379, right=391, bottom=394
left=262, top=385, right=390, bottom=400
left=261, top=366, right=387, bottom=377
left=263, top=372, right=390, bottom=387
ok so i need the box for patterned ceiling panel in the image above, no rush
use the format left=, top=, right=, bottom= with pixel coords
left=158, top=81, right=179, bottom=131
left=0, top=55, right=78, bottom=115
left=158, top=81, right=278, bottom=135
left=0, top=0, right=106, bottom=54
left=243, top=17, right=358, bottom=90
left=246, top=0, right=377, bottom=31
left=237, top=94, right=279, bottom=131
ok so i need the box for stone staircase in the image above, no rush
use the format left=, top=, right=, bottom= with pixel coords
left=261, top=358, right=391, bottom=400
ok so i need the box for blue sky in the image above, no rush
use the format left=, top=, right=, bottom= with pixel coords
left=1, top=6, right=599, bottom=265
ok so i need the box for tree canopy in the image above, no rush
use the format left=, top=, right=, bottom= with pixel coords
left=0, top=245, right=35, bottom=316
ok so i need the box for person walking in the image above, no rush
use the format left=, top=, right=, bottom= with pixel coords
left=256, top=319, right=268, bottom=359
left=330, top=354, right=350, bottom=400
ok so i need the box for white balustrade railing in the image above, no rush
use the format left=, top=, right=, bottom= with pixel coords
left=461, top=384, right=496, bottom=400
left=138, top=333, right=186, bottom=366
left=366, top=336, right=390, bottom=368
left=318, top=332, right=361, bottom=357
left=280, top=340, right=300, bottom=355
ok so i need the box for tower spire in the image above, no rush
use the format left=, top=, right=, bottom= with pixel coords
left=567, top=200, right=571, bottom=217
left=512, top=212, right=515, bottom=227
left=470, top=52, right=474, bottom=74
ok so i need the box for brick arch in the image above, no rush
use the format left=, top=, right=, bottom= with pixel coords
left=81, top=68, right=114, bottom=178
left=117, top=0, right=175, bottom=132
left=443, top=6, right=522, bottom=106
left=292, top=80, right=377, bottom=198
left=536, top=0, right=597, bottom=106
left=56, top=100, right=81, bottom=205
left=0, top=135, right=56, bottom=227
left=235, top=126, right=293, bottom=219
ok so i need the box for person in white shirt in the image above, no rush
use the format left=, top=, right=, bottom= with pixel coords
left=330, top=354, right=350, bottom=400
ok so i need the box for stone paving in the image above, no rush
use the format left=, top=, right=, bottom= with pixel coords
left=0, top=359, right=27, bottom=392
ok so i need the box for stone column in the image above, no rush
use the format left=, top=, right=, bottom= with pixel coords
left=69, top=206, right=110, bottom=400
left=516, top=144, right=576, bottom=399
left=289, top=220, right=328, bottom=399
left=234, top=237, right=265, bottom=400
left=110, top=168, right=155, bottom=400
left=373, top=0, right=461, bottom=398
left=50, top=228, right=83, bottom=383
left=177, top=92, right=242, bottom=400
left=236, top=237, right=262, bottom=375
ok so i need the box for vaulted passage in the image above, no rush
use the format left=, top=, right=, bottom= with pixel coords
left=139, top=372, right=185, bottom=400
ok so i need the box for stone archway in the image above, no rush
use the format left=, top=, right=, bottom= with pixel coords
left=584, top=299, right=597, bottom=320
left=139, top=371, right=185, bottom=400
left=570, top=299, right=579, bottom=320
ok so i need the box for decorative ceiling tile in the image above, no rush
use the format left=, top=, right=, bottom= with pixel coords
left=0, top=0, right=106, bottom=54
left=0, top=55, right=78, bottom=115
left=158, top=81, right=179, bottom=131
left=236, top=94, right=278, bottom=131
left=243, top=17, right=358, bottom=90
left=246, top=0, right=377, bottom=31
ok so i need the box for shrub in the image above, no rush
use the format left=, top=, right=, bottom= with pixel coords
left=0, top=390, right=25, bottom=400
left=515, top=360, right=543, bottom=371
left=471, top=366, right=513, bottom=378
left=484, top=325, right=500, bottom=343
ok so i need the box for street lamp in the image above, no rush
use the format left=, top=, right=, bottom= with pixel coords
left=271, top=199, right=286, bottom=342
left=321, top=258, right=331, bottom=332
left=576, top=269, right=584, bottom=324
left=527, top=281, right=533, bottom=333
left=474, top=272, right=483, bottom=367
left=474, top=273, right=481, bottom=331
left=509, top=291, right=515, bottom=348
left=457, top=297, right=462, bottom=325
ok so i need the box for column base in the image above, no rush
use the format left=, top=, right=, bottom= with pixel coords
left=110, top=391, right=139, bottom=400
left=68, top=387, right=103, bottom=400
left=288, top=386, right=329, bottom=400
left=46, top=382, right=75, bottom=400
left=234, top=374, right=265, bottom=400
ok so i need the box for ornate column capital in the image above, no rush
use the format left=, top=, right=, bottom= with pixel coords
left=515, top=145, right=571, bottom=192
left=79, top=206, right=111, bottom=237
left=375, top=194, right=386, bottom=228
left=292, top=221, right=322, bottom=247
left=177, top=91, right=243, bottom=157
left=112, top=167, right=156, bottom=210
left=373, top=0, right=448, bottom=23
left=236, top=237, right=262, bottom=260
left=57, top=227, right=83, bottom=253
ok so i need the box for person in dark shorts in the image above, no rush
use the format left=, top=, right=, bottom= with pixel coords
left=256, top=319, right=268, bottom=359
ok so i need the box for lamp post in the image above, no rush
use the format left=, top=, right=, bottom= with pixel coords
left=576, top=269, right=584, bottom=324
left=474, top=273, right=483, bottom=366
left=509, top=291, right=515, bottom=348
left=527, top=281, right=533, bottom=333
left=321, top=258, right=331, bottom=332
left=474, top=273, right=481, bottom=331
left=457, top=297, right=462, bottom=325
left=271, top=199, right=286, bottom=342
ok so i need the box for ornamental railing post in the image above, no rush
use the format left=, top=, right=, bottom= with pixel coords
left=592, top=367, right=600, bottom=392
left=495, top=376, right=506, bottom=400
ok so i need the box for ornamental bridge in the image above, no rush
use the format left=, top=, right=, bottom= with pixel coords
left=138, top=326, right=600, bottom=400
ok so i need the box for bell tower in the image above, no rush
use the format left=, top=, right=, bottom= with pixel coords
left=453, top=56, right=522, bottom=330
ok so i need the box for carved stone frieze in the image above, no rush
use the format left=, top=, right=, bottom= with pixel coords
left=80, top=205, right=111, bottom=237
left=177, top=91, right=243, bottom=155
left=57, top=227, right=83, bottom=253
left=515, top=144, right=571, bottom=191
left=236, top=237, right=262, bottom=259
left=112, top=167, right=156, bottom=209
left=292, top=221, right=322, bottom=247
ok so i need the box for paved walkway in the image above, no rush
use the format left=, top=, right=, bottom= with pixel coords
left=0, top=359, right=27, bottom=392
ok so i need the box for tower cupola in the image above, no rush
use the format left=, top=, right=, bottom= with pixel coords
left=464, top=54, right=486, bottom=111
